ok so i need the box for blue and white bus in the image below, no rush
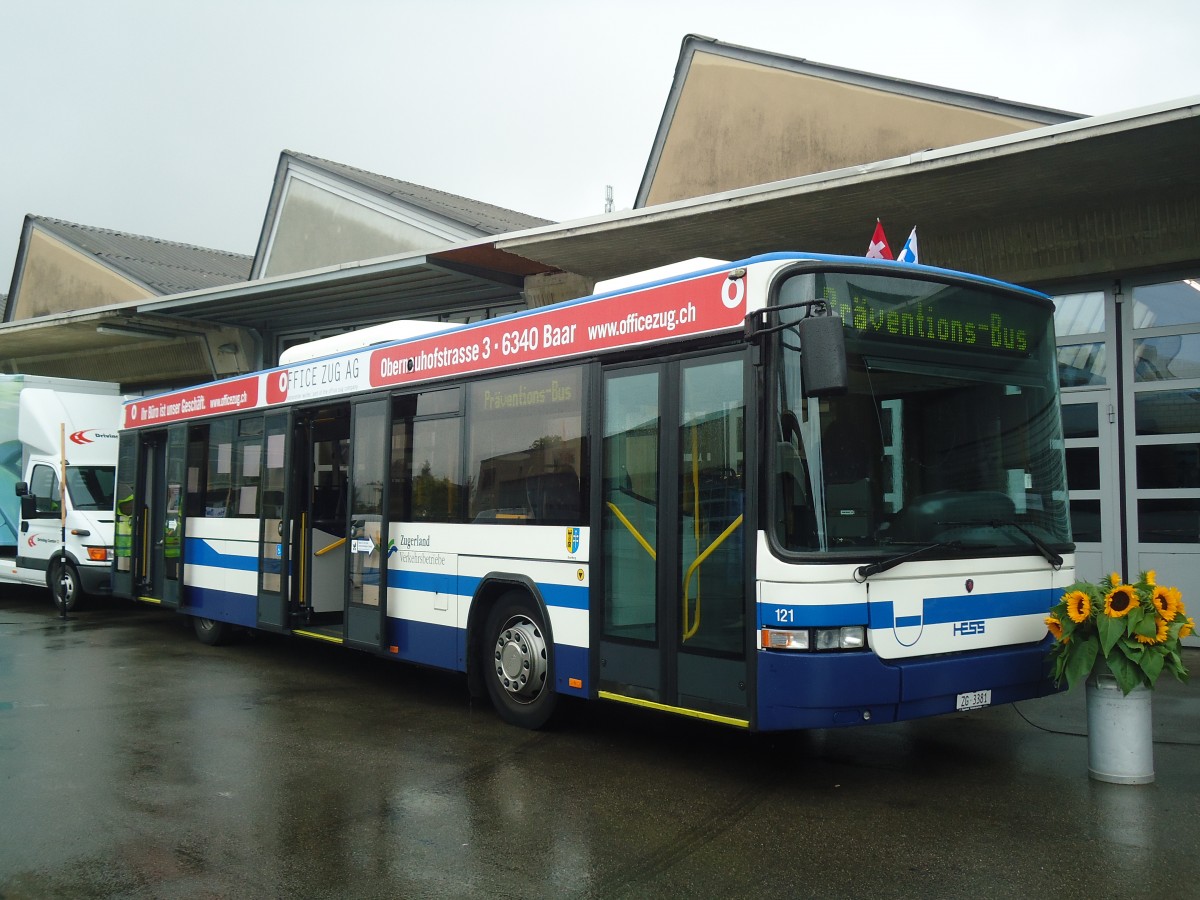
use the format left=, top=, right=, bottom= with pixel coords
left=113, top=253, right=1074, bottom=730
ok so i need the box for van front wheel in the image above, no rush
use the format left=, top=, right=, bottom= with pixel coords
left=48, top=559, right=80, bottom=613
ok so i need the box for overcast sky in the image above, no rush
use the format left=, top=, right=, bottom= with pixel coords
left=3, top=0, right=1199, bottom=291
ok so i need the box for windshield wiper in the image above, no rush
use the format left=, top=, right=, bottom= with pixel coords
left=854, top=541, right=963, bottom=583
left=988, top=519, right=1064, bottom=568
left=931, top=519, right=1065, bottom=569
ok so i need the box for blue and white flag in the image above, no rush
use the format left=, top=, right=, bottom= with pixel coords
left=896, top=227, right=919, bottom=264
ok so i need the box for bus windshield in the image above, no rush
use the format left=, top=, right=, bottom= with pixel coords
left=771, top=269, right=1072, bottom=557
left=66, top=465, right=116, bottom=512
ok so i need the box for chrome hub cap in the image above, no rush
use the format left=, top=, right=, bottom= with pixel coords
left=493, top=617, right=548, bottom=703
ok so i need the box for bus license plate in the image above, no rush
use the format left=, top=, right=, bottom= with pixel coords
left=956, top=689, right=991, bottom=711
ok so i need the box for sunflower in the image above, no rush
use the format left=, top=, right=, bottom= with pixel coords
left=1065, top=590, right=1092, bottom=623
left=1110, top=572, right=1123, bottom=587
left=1103, top=584, right=1138, bottom=618
left=1135, top=618, right=1170, bottom=645
left=1144, top=570, right=1157, bottom=586
left=1045, top=616, right=1065, bottom=641
left=1152, top=585, right=1181, bottom=622
left=1181, top=616, right=1195, bottom=639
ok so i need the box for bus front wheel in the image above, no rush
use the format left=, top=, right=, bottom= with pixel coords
left=482, top=591, right=557, bottom=729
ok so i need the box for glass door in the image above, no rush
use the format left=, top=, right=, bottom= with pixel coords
left=1060, top=393, right=1118, bottom=582
left=257, top=412, right=290, bottom=630
left=345, top=399, right=388, bottom=650
left=1053, top=288, right=1120, bottom=581
left=598, top=352, right=750, bottom=725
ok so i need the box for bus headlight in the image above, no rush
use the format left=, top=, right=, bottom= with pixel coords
left=763, top=626, right=865, bottom=651
left=814, top=626, right=866, bottom=650
left=761, top=628, right=809, bottom=650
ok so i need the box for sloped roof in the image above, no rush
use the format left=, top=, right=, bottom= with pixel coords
left=636, top=34, right=1083, bottom=208
left=30, top=216, right=252, bottom=295
left=286, top=152, right=553, bottom=234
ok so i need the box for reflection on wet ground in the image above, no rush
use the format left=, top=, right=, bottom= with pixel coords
left=1, top=587, right=1197, bottom=899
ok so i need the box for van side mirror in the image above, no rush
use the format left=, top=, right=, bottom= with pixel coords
left=798, top=314, right=849, bottom=397
left=15, top=481, right=28, bottom=497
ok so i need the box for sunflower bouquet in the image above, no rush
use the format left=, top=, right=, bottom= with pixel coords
left=1047, top=571, right=1193, bottom=695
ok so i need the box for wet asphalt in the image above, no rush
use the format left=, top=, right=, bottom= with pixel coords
left=1, top=585, right=1197, bottom=900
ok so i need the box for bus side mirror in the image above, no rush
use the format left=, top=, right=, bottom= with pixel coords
left=798, top=314, right=849, bottom=397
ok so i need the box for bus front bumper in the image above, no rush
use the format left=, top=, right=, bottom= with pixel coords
left=755, top=635, right=1059, bottom=731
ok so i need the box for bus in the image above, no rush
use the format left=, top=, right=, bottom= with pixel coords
left=113, top=253, right=1074, bottom=731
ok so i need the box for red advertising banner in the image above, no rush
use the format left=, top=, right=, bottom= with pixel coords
left=368, top=268, right=746, bottom=389
left=124, top=375, right=260, bottom=429
left=123, top=267, right=748, bottom=428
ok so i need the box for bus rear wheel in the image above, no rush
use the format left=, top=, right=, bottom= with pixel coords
left=483, top=591, right=557, bottom=729
left=49, top=559, right=80, bottom=613
left=193, top=616, right=230, bottom=646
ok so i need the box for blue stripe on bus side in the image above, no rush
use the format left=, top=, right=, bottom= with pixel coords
left=390, top=570, right=589, bottom=610
left=763, top=589, right=1057, bottom=629
left=183, top=585, right=257, bottom=628
left=382, top=617, right=589, bottom=696
left=386, top=618, right=459, bottom=670
left=184, top=537, right=260, bottom=572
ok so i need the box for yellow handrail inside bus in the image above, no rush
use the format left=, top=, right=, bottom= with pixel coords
left=314, top=536, right=346, bottom=557
left=606, top=501, right=656, bottom=561
left=682, top=514, right=743, bottom=641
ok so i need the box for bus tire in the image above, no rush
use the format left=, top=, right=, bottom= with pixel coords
left=48, top=559, right=81, bottom=613
left=193, top=616, right=230, bottom=646
left=482, top=591, right=557, bottom=729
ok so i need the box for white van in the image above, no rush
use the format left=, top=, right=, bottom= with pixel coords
left=0, top=375, right=124, bottom=610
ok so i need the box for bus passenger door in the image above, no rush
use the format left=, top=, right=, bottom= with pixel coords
left=345, top=399, right=388, bottom=651
left=127, top=425, right=185, bottom=607
left=291, top=405, right=351, bottom=637
left=113, top=432, right=137, bottom=599
left=598, top=353, right=752, bottom=727
left=257, top=412, right=291, bottom=630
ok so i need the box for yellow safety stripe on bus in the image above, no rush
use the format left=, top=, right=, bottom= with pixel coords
left=136, top=596, right=161, bottom=605
left=292, top=629, right=345, bottom=645
left=598, top=691, right=749, bottom=728
left=606, top=501, right=656, bottom=560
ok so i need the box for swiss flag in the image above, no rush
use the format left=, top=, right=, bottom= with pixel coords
left=866, top=219, right=893, bottom=260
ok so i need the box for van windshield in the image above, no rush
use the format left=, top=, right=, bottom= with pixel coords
left=67, top=465, right=116, bottom=511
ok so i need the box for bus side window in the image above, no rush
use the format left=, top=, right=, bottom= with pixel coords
left=526, top=468, right=579, bottom=524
